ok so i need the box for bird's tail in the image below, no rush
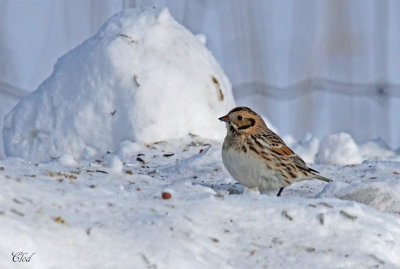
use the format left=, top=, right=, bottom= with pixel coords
left=313, top=174, right=332, bottom=182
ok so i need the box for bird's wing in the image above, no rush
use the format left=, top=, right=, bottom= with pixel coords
left=271, top=145, right=320, bottom=174
left=289, top=155, right=319, bottom=174
left=263, top=131, right=295, bottom=156
left=269, top=143, right=295, bottom=156
left=265, top=131, right=320, bottom=174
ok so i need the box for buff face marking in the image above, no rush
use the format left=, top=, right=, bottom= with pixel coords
left=219, top=106, right=331, bottom=196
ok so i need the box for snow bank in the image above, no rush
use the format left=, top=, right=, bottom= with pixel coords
left=316, top=133, right=362, bottom=165
left=2, top=7, right=235, bottom=162
left=359, top=138, right=397, bottom=160
left=317, top=160, right=400, bottom=212
left=280, top=131, right=398, bottom=166
left=313, top=133, right=398, bottom=165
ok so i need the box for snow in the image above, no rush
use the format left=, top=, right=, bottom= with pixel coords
left=285, top=132, right=399, bottom=166
left=1, top=6, right=400, bottom=269
left=291, top=133, right=320, bottom=164
left=2, top=7, right=234, bottom=162
left=317, top=161, right=400, bottom=212
left=104, top=155, right=123, bottom=173
left=57, top=153, right=78, bottom=167
left=1, top=138, right=400, bottom=268
left=359, top=138, right=397, bottom=160
left=316, top=132, right=363, bottom=165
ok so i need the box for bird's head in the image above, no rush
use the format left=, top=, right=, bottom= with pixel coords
left=219, top=106, right=266, bottom=134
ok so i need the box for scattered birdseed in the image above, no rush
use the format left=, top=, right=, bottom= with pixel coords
left=162, top=192, right=171, bottom=200
left=136, top=157, right=145, bottom=164
left=340, top=210, right=357, bottom=221
left=54, top=216, right=68, bottom=225
left=318, top=213, right=325, bottom=225
left=133, top=74, right=140, bottom=86
left=319, top=202, right=334, bottom=208
left=210, top=237, right=219, bottom=243
left=13, top=198, right=24, bottom=205
left=228, top=188, right=240, bottom=195
left=47, top=172, right=57, bottom=177
left=281, top=210, right=293, bottom=221
left=10, top=209, right=24, bottom=217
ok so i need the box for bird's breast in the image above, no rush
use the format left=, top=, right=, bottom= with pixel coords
left=221, top=147, right=287, bottom=191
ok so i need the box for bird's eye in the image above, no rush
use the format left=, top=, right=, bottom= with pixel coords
left=237, top=116, right=243, bottom=120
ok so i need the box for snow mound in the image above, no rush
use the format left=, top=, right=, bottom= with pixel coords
left=317, top=161, right=400, bottom=212
left=316, top=132, right=362, bottom=165
left=289, top=133, right=398, bottom=165
left=359, top=138, right=396, bottom=160
left=3, top=7, right=235, bottom=162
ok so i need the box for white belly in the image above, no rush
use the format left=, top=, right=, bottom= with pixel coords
left=222, top=148, right=288, bottom=191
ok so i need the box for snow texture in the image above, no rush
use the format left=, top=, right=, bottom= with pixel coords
left=1, top=138, right=400, bottom=269
left=2, top=7, right=234, bottom=162
left=291, top=133, right=320, bottom=164
left=281, top=132, right=398, bottom=166
left=316, top=132, right=363, bottom=165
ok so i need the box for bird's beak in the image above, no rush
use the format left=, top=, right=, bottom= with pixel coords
left=218, top=115, right=230, bottom=122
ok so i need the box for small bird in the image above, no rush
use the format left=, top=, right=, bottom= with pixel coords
left=219, top=106, right=331, bottom=196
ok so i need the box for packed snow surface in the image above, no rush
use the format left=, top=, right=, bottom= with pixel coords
left=2, top=7, right=234, bottom=162
left=1, top=137, right=400, bottom=269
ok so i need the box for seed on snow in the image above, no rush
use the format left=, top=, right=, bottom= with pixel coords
left=162, top=192, right=172, bottom=200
